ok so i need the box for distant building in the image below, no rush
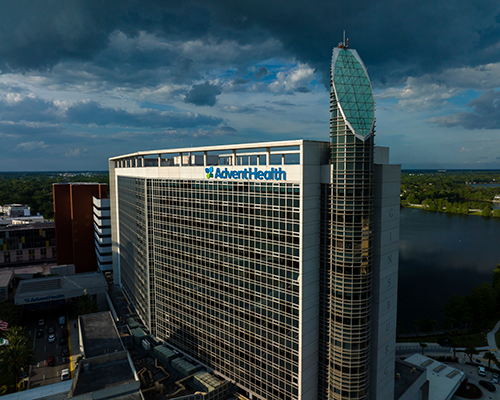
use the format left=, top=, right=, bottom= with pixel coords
left=0, top=222, right=56, bottom=268
left=53, top=183, right=108, bottom=274
left=0, top=204, right=31, bottom=217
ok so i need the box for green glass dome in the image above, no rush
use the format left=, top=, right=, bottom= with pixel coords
left=332, top=49, right=374, bottom=140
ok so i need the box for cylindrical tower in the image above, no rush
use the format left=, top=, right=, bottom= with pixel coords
left=319, top=43, right=375, bottom=400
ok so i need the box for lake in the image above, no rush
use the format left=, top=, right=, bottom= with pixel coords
left=397, top=208, right=500, bottom=332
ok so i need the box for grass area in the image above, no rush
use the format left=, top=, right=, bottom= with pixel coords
left=397, top=332, right=488, bottom=347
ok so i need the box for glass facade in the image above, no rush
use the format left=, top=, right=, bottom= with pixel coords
left=118, top=177, right=302, bottom=400
left=318, top=47, right=374, bottom=400
left=117, top=176, right=151, bottom=327
left=332, top=49, right=375, bottom=140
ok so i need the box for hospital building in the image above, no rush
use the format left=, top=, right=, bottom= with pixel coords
left=109, top=43, right=401, bottom=400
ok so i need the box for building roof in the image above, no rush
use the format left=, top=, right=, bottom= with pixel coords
left=394, top=359, right=427, bottom=399
left=80, top=311, right=124, bottom=358
left=71, top=355, right=136, bottom=396
left=15, top=271, right=107, bottom=305
left=0, top=270, right=14, bottom=288
left=404, top=354, right=465, bottom=400
left=0, top=222, right=54, bottom=232
left=110, top=139, right=324, bottom=161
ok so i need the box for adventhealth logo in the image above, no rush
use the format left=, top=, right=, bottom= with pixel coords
left=205, top=167, right=286, bottom=181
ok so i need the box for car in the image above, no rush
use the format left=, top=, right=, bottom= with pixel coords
left=36, top=329, right=43, bottom=338
left=48, top=326, right=55, bottom=334
left=46, top=356, right=55, bottom=367
left=476, top=359, right=482, bottom=364
left=38, top=319, right=44, bottom=326
left=478, top=366, right=486, bottom=376
left=479, top=380, right=496, bottom=392
left=59, top=337, right=67, bottom=345
left=61, top=347, right=69, bottom=357
left=48, top=334, right=55, bottom=343
left=61, top=369, right=70, bottom=381
left=61, top=329, right=69, bottom=338
left=493, top=373, right=499, bottom=384
left=437, top=337, right=452, bottom=347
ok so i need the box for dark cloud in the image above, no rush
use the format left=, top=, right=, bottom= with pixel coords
left=294, top=86, right=311, bottom=93
left=429, top=90, right=500, bottom=129
left=184, top=82, right=222, bottom=106
left=254, top=66, right=268, bottom=80
left=0, top=95, right=224, bottom=129
left=1, top=0, right=499, bottom=88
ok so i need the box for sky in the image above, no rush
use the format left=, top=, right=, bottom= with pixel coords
left=1, top=0, right=500, bottom=171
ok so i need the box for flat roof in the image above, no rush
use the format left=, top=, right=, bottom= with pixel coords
left=0, top=222, right=54, bottom=231
left=110, top=139, right=326, bottom=161
left=404, top=354, right=464, bottom=400
left=72, top=357, right=135, bottom=396
left=0, top=270, right=14, bottom=288
left=394, top=359, right=427, bottom=399
left=80, top=311, right=124, bottom=358
left=15, top=272, right=107, bottom=305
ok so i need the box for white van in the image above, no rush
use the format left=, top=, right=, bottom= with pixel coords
left=61, top=369, right=70, bottom=380
left=59, top=316, right=65, bottom=326
left=478, top=366, right=486, bottom=376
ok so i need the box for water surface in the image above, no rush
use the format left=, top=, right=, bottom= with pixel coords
left=397, top=208, right=500, bottom=331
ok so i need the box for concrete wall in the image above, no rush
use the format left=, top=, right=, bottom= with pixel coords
left=370, top=148, right=401, bottom=400
left=296, top=141, right=329, bottom=400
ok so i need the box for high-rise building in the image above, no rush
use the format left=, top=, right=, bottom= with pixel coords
left=53, top=183, right=108, bottom=274
left=109, top=43, right=400, bottom=400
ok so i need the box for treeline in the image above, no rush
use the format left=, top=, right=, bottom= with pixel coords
left=401, top=171, right=500, bottom=216
left=0, top=172, right=109, bottom=219
left=441, top=264, right=500, bottom=331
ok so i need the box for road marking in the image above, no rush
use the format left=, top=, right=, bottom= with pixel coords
left=66, top=319, right=74, bottom=379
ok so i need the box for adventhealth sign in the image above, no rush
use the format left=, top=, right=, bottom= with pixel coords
left=205, top=167, right=286, bottom=181
left=24, top=294, right=65, bottom=304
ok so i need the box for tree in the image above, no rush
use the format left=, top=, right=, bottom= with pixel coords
left=467, top=282, right=496, bottom=325
left=419, top=342, right=427, bottom=355
left=0, top=300, right=20, bottom=327
left=442, top=295, right=471, bottom=329
left=421, top=317, right=438, bottom=333
left=413, top=320, right=421, bottom=334
left=484, top=352, right=498, bottom=369
left=465, top=346, right=479, bottom=364
left=0, top=327, right=35, bottom=390
left=73, top=294, right=99, bottom=316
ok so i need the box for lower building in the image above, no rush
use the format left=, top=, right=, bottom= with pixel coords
left=109, top=140, right=400, bottom=400
left=93, top=197, right=112, bottom=272
left=0, top=222, right=56, bottom=267
left=53, top=183, right=108, bottom=273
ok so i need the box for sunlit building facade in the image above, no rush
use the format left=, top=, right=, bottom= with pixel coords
left=110, top=43, right=400, bottom=400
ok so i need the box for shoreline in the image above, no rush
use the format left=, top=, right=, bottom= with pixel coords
left=402, top=204, right=500, bottom=218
